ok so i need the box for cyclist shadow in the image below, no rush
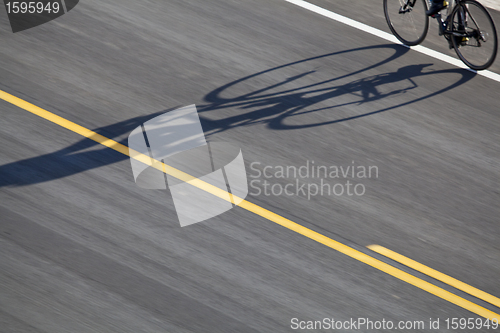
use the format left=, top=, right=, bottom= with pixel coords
left=0, top=109, right=178, bottom=188
left=0, top=44, right=476, bottom=188
left=197, top=44, right=477, bottom=133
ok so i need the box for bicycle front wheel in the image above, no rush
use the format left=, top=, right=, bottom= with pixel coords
left=451, top=0, right=498, bottom=70
left=384, top=0, right=429, bottom=46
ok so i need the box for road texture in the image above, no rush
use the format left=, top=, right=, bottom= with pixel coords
left=1, top=0, right=499, bottom=332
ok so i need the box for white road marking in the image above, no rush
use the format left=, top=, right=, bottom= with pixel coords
left=285, top=0, right=500, bottom=83
left=482, top=0, right=500, bottom=11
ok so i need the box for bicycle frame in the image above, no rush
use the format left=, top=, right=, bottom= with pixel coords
left=430, top=0, right=481, bottom=41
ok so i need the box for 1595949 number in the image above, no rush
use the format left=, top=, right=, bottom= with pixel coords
left=445, top=318, right=499, bottom=330
left=5, top=1, right=60, bottom=14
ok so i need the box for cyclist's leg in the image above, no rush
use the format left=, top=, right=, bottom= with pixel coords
left=426, top=0, right=447, bottom=16
left=455, top=5, right=469, bottom=46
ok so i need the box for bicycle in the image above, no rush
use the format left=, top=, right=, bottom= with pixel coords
left=384, top=0, right=498, bottom=70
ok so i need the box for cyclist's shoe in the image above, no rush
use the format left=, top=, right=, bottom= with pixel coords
left=448, top=36, right=469, bottom=49
left=455, top=36, right=469, bottom=47
left=426, top=1, right=447, bottom=16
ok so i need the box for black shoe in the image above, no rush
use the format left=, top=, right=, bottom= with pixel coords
left=455, top=36, right=469, bottom=48
left=426, top=2, right=446, bottom=16
left=447, top=35, right=469, bottom=49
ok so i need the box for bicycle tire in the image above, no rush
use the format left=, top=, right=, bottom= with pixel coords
left=384, top=0, right=429, bottom=46
left=451, top=0, right=498, bottom=70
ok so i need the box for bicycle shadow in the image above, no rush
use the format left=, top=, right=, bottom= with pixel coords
left=197, top=44, right=476, bottom=132
left=0, top=44, right=476, bottom=188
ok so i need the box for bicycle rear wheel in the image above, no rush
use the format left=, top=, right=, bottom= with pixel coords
left=451, top=0, right=498, bottom=70
left=384, top=0, right=429, bottom=46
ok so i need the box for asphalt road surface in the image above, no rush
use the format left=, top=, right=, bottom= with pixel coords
left=1, top=0, right=499, bottom=332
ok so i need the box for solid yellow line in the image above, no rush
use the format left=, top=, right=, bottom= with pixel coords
left=1, top=89, right=499, bottom=321
left=368, top=245, right=500, bottom=309
left=0, top=90, right=131, bottom=156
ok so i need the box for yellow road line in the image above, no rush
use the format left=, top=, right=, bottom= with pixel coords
left=1, top=89, right=499, bottom=321
left=369, top=245, right=500, bottom=309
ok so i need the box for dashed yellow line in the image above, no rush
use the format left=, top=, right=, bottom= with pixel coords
left=1, top=88, right=499, bottom=321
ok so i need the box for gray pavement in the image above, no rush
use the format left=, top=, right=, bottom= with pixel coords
left=1, top=0, right=499, bottom=332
